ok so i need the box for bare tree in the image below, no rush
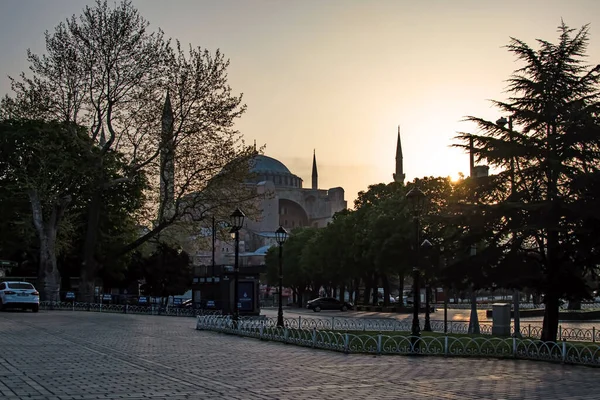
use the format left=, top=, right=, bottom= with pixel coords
left=2, top=0, right=256, bottom=301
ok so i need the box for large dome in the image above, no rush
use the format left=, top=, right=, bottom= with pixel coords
left=251, top=155, right=292, bottom=175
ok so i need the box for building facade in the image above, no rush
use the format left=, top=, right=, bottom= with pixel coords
left=192, top=152, right=347, bottom=266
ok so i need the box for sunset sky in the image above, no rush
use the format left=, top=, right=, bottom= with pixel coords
left=2, top=0, right=600, bottom=205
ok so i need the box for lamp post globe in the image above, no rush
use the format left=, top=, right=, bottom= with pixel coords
left=496, top=116, right=508, bottom=127
left=275, top=226, right=288, bottom=246
left=275, top=226, right=288, bottom=327
left=406, top=186, right=426, bottom=352
left=230, top=208, right=245, bottom=230
left=229, top=208, right=245, bottom=323
left=406, top=187, right=426, bottom=216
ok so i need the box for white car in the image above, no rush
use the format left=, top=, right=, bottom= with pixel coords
left=0, top=281, right=40, bottom=312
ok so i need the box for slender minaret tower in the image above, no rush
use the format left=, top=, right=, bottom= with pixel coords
left=311, top=149, right=318, bottom=189
left=393, top=126, right=405, bottom=184
left=159, top=91, right=175, bottom=222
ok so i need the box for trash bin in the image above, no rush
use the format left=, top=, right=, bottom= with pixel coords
left=492, top=303, right=511, bottom=336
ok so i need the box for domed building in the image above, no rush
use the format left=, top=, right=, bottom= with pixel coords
left=244, top=153, right=347, bottom=235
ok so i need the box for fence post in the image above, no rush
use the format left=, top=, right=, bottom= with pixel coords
left=559, top=324, right=562, bottom=341
left=344, top=332, right=349, bottom=354
left=593, top=327, right=596, bottom=343
left=312, top=327, right=317, bottom=348
left=331, top=316, right=335, bottom=330
left=259, top=325, right=264, bottom=340
left=284, top=327, right=289, bottom=343
left=512, top=336, right=517, bottom=358
left=298, top=315, right=302, bottom=329
left=100, top=303, right=102, bottom=313
left=562, top=339, right=567, bottom=363
left=444, top=336, right=448, bottom=356
left=377, top=333, right=382, bottom=355
left=528, top=324, right=531, bottom=338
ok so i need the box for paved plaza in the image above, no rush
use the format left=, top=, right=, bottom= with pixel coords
left=0, top=311, right=597, bottom=400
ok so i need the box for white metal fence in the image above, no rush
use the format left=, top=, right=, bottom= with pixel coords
left=196, top=315, right=600, bottom=367
left=39, top=301, right=221, bottom=317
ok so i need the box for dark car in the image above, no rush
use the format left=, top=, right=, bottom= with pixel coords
left=306, top=297, right=353, bottom=312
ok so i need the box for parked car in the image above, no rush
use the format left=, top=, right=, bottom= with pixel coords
left=306, top=297, right=353, bottom=312
left=0, top=281, right=40, bottom=312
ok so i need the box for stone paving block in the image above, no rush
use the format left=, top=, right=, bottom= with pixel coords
left=0, top=311, right=598, bottom=399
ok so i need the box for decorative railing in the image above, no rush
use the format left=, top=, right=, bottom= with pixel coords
left=445, top=302, right=600, bottom=310
left=39, top=302, right=600, bottom=343
left=196, top=315, right=600, bottom=367
left=39, top=301, right=222, bottom=317
left=254, top=315, right=599, bottom=343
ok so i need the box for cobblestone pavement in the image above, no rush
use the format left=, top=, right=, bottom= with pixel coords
left=0, top=311, right=597, bottom=400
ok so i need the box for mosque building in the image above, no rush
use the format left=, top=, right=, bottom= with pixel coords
left=194, top=150, right=348, bottom=268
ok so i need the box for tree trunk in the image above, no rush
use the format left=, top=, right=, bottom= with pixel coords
left=29, top=190, right=69, bottom=302
left=398, top=274, right=405, bottom=298
left=363, top=276, right=371, bottom=304
left=339, top=283, right=345, bottom=302
left=80, top=189, right=103, bottom=302
left=382, top=274, right=390, bottom=306
left=371, top=273, right=379, bottom=306
left=37, top=233, right=61, bottom=302
left=541, top=293, right=560, bottom=342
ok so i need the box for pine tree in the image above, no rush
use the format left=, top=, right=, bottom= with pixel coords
left=455, top=23, right=600, bottom=342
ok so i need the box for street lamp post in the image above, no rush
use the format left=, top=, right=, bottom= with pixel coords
left=230, top=208, right=245, bottom=323
left=497, top=116, right=521, bottom=338
left=421, top=239, right=433, bottom=332
left=406, top=186, right=426, bottom=351
left=275, top=226, right=288, bottom=327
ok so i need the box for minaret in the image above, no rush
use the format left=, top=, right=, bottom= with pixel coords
left=311, top=149, right=318, bottom=190
left=159, top=91, right=175, bottom=222
left=393, top=126, right=405, bottom=184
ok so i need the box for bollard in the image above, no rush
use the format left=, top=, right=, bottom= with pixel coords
left=444, top=336, right=448, bottom=356
left=512, top=336, right=517, bottom=358
left=344, top=332, right=349, bottom=354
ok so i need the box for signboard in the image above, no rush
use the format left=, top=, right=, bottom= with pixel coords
left=214, top=277, right=220, bottom=283
left=238, top=282, right=254, bottom=312
left=206, top=300, right=215, bottom=308
left=206, top=277, right=213, bottom=283
left=65, top=292, right=75, bottom=300
left=102, top=294, right=112, bottom=301
left=138, top=297, right=147, bottom=304
left=173, top=298, right=182, bottom=305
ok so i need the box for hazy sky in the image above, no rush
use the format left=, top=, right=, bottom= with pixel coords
left=2, top=0, right=600, bottom=205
